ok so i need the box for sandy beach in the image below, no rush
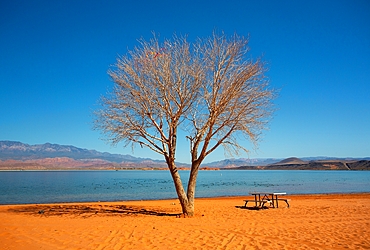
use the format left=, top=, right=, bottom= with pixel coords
left=1, top=193, right=369, bottom=249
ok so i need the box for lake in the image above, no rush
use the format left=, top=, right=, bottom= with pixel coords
left=0, top=170, right=369, bottom=205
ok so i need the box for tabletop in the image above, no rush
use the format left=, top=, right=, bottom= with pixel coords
left=250, top=192, right=286, bottom=195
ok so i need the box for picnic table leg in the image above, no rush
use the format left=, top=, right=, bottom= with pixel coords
left=254, top=194, right=258, bottom=207
left=258, top=194, right=261, bottom=207
left=259, top=194, right=263, bottom=207
left=257, top=194, right=263, bottom=207
left=275, top=195, right=279, bottom=208
left=270, top=194, right=275, bottom=208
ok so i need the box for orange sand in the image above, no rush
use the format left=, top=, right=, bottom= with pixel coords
left=1, top=193, right=370, bottom=249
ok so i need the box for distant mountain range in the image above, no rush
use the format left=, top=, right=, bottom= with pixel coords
left=0, top=141, right=179, bottom=170
left=0, top=141, right=147, bottom=162
left=0, top=141, right=369, bottom=170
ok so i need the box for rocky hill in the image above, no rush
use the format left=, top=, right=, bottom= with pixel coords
left=270, top=157, right=308, bottom=165
left=233, top=158, right=370, bottom=170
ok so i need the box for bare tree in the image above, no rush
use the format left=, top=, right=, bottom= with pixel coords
left=95, top=33, right=275, bottom=216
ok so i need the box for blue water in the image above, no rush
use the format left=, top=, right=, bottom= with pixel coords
left=0, top=170, right=369, bottom=205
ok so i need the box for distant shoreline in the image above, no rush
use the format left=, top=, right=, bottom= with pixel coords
left=0, top=167, right=369, bottom=171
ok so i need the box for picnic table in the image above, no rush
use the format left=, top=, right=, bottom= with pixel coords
left=244, top=192, right=290, bottom=209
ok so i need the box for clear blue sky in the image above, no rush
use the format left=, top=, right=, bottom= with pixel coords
left=1, top=0, right=369, bottom=163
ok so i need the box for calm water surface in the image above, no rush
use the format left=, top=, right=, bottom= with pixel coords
left=0, top=170, right=369, bottom=204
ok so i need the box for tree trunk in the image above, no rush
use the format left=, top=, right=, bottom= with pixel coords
left=181, top=199, right=194, bottom=217
left=167, top=159, right=194, bottom=216
left=185, top=160, right=201, bottom=216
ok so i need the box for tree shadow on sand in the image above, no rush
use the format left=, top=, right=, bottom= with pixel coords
left=8, top=204, right=181, bottom=217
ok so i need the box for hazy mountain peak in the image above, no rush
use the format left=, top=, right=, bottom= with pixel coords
left=270, top=157, right=308, bottom=165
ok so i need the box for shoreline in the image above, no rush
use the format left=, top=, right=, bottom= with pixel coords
left=1, top=192, right=370, bottom=206
left=1, top=168, right=369, bottom=171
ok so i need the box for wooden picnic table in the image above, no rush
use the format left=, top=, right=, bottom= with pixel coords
left=244, top=192, right=290, bottom=208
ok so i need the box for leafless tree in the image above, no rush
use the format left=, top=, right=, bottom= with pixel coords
left=95, top=33, right=275, bottom=216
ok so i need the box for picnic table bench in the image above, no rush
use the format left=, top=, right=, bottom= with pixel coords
left=244, top=192, right=290, bottom=209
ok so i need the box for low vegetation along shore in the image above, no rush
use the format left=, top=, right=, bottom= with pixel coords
left=1, top=193, right=369, bottom=249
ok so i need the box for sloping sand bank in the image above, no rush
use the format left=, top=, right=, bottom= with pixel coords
left=1, top=193, right=369, bottom=249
